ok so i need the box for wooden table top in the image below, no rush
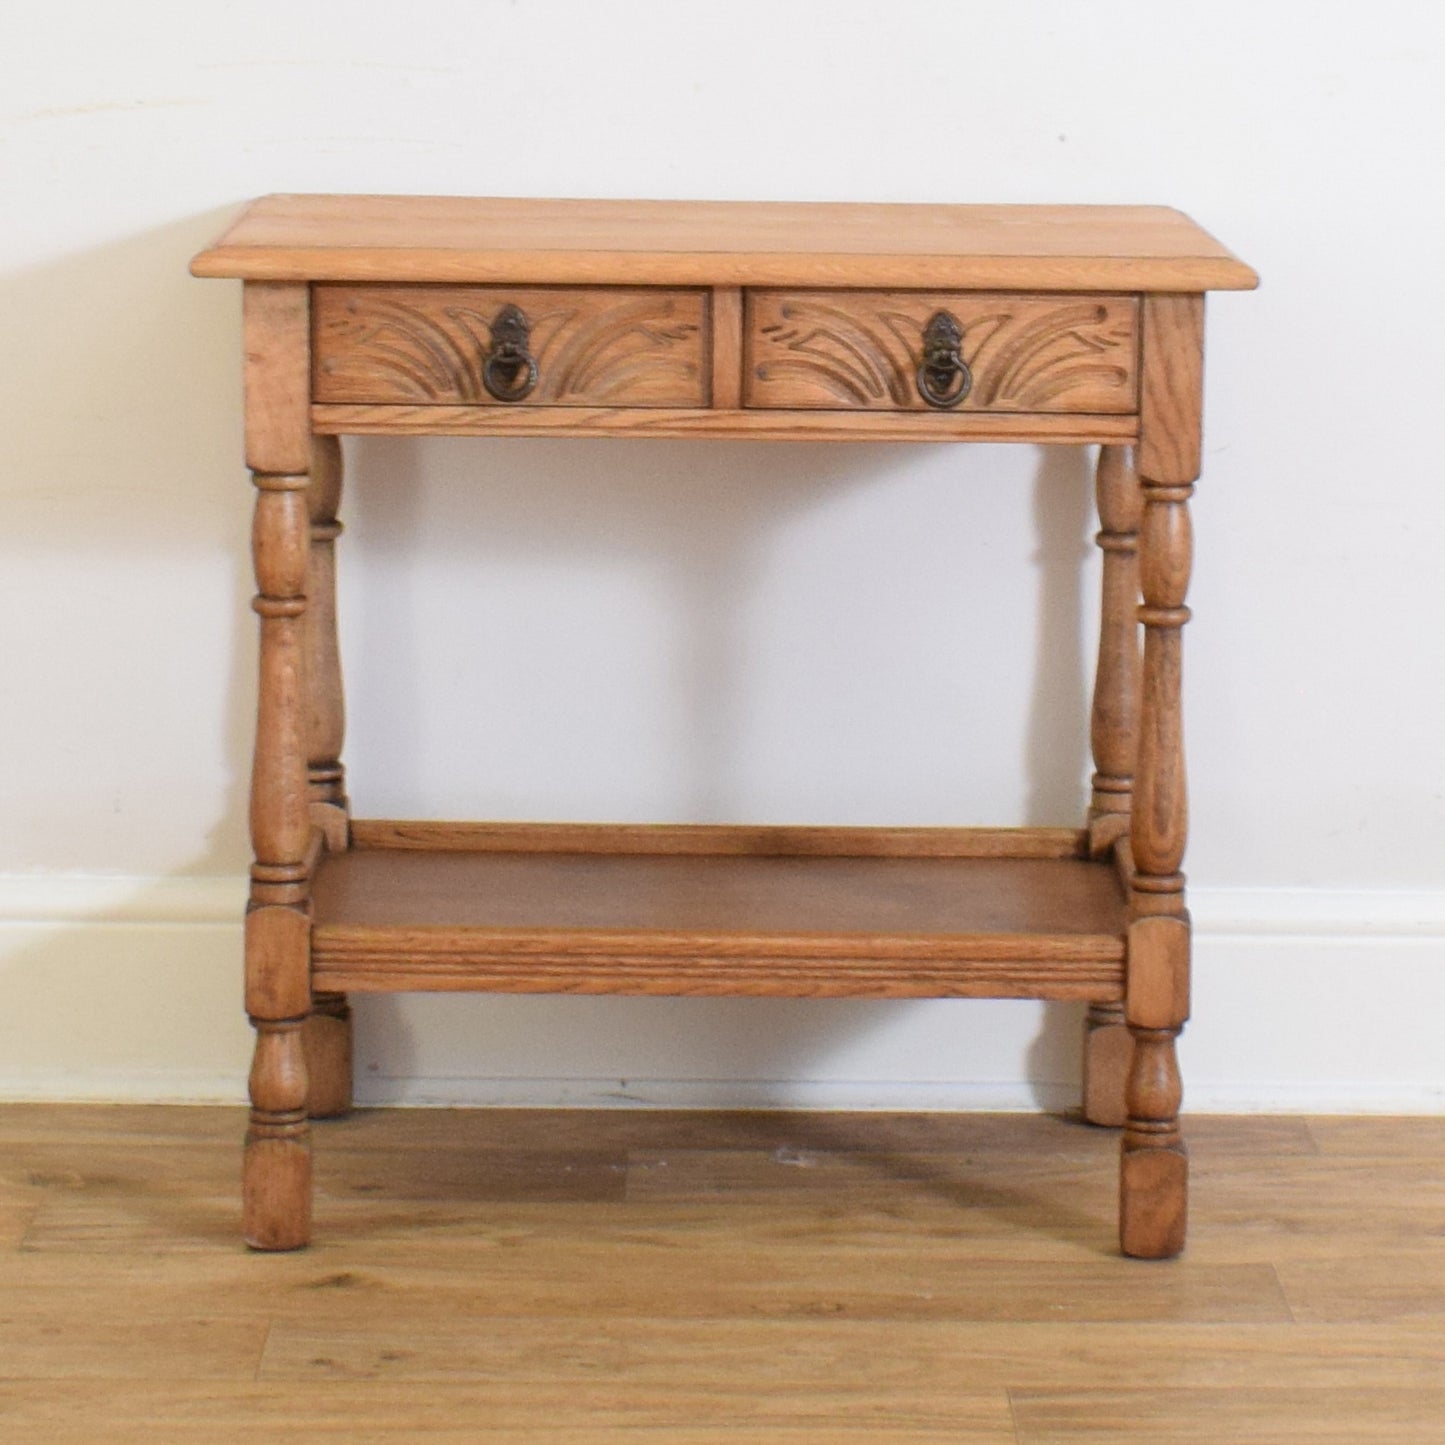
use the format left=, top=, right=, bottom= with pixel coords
left=191, top=195, right=1258, bottom=291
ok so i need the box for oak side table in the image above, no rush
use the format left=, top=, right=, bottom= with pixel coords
left=191, top=196, right=1256, bottom=1257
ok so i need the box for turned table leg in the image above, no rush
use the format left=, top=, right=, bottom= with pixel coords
left=304, top=992, right=352, bottom=1120
left=1120, top=295, right=1202, bottom=1260
left=1083, top=443, right=1143, bottom=1127
left=301, top=434, right=353, bottom=1119
left=242, top=283, right=314, bottom=1250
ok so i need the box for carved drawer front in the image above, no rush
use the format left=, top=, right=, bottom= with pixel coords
left=744, top=291, right=1138, bottom=413
left=313, top=286, right=710, bottom=406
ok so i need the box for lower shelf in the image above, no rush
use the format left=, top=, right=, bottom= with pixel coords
left=309, top=821, right=1128, bottom=1000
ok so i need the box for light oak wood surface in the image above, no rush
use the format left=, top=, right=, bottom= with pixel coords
left=241, top=282, right=311, bottom=474
left=195, top=197, right=1255, bottom=1255
left=243, top=281, right=316, bottom=1250
left=309, top=403, right=1141, bottom=444
left=1081, top=445, right=1142, bottom=1127
left=300, top=436, right=353, bottom=1118
left=313, top=285, right=709, bottom=407
left=0, top=1106, right=1439, bottom=1444
left=309, top=856, right=1128, bottom=1000
left=190, top=195, right=1259, bottom=291
left=709, top=284, right=744, bottom=409
left=744, top=291, right=1138, bottom=413
left=348, top=819, right=1093, bottom=856
left=312, top=823, right=1126, bottom=1002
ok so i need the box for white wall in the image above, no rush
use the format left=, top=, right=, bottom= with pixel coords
left=1, top=1, right=1442, bottom=1110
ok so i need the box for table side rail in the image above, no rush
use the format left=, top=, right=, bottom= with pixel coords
left=312, top=930, right=1126, bottom=1000
left=347, top=819, right=1092, bottom=858
left=311, top=403, right=1139, bottom=444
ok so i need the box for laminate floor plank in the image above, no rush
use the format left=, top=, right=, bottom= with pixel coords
left=1191, top=1153, right=1445, bottom=1225
left=1010, top=1387, right=1445, bottom=1443
left=0, top=1101, right=1318, bottom=1156
left=1, top=1106, right=1442, bottom=1444
left=242, top=1258, right=1289, bottom=1328
left=1306, top=1114, right=1445, bottom=1156
left=0, top=1379, right=1011, bottom=1443
left=0, top=1102, right=242, bottom=1146
left=1275, top=1254, right=1445, bottom=1323
left=310, top=1107, right=1315, bottom=1159
left=20, top=1190, right=1117, bottom=1262
left=0, top=1248, right=1290, bottom=1327
left=256, top=1319, right=1445, bottom=1390
left=323, top=1106, right=1116, bottom=1157
left=0, top=1310, right=267, bottom=1380
left=323, top=1146, right=630, bottom=1203
left=0, top=1202, right=37, bottom=1249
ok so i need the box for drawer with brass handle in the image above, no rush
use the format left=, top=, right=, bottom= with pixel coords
left=744, top=291, right=1139, bottom=414
left=313, top=285, right=710, bottom=407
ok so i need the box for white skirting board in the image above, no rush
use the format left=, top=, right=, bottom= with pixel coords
left=0, top=876, right=1441, bottom=1113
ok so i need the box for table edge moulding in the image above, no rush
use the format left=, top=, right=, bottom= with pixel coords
left=190, top=195, right=1257, bottom=1258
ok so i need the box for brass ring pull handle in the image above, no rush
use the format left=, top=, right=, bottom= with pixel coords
left=482, top=304, right=540, bottom=402
left=916, top=311, right=972, bottom=408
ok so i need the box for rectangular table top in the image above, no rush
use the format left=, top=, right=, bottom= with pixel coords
left=191, top=195, right=1257, bottom=292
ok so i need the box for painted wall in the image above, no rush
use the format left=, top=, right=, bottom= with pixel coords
left=2, top=1, right=1442, bottom=1109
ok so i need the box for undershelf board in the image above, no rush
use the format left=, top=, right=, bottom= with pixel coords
left=310, top=822, right=1128, bottom=1001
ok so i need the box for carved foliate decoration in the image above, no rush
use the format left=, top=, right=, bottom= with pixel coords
left=315, top=287, right=708, bottom=407
left=747, top=293, right=1138, bottom=413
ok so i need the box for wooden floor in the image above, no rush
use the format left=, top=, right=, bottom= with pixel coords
left=0, top=1107, right=1442, bottom=1442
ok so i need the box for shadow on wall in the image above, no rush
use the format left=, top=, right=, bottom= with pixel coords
left=0, top=208, right=257, bottom=879
left=0, top=210, right=1101, bottom=1111
left=337, top=432, right=1098, bottom=1112
left=0, top=210, right=261, bottom=1096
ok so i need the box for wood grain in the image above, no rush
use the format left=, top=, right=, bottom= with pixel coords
left=0, top=1379, right=1013, bottom=1445
left=311, top=402, right=1140, bottom=444
left=1081, top=445, right=1143, bottom=1128
left=319, top=827, right=1120, bottom=1000
left=1306, top=1115, right=1445, bottom=1155
left=0, top=1107, right=1437, bottom=1445
left=318, top=826, right=1123, bottom=1000
left=304, top=434, right=348, bottom=845
left=745, top=291, right=1138, bottom=413
left=1131, top=479, right=1193, bottom=911
left=243, top=903, right=309, bottom=1020
left=1087, top=444, right=1143, bottom=853
left=710, top=285, right=743, bottom=408
left=1139, top=294, right=1205, bottom=485
left=310, top=848, right=1129, bottom=942
left=1013, top=1387, right=1445, bottom=1443
left=310, top=847, right=1129, bottom=1000
left=1119, top=367, right=1199, bottom=1256
left=313, top=285, right=708, bottom=407
left=303, top=992, right=353, bottom=1121
left=349, top=819, right=1090, bottom=858
left=1277, top=1254, right=1445, bottom=1324
left=246, top=479, right=310, bottom=890
left=191, top=196, right=1259, bottom=291
left=1127, top=915, right=1191, bottom=1031
left=313, top=946, right=1124, bottom=1001
left=244, top=285, right=315, bottom=1251
left=1082, top=1004, right=1130, bottom=1130
left=197, top=201, right=1254, bottom=1260
left=301, top=438, right=352, bottom=1116
left=242, top=283, right=310, bottom=474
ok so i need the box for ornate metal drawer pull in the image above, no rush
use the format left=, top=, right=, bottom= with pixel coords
left=482, top=304, right=540, bottom=402
left=916, top=311, right=972, bottom=409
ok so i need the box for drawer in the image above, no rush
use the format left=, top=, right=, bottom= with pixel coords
left=313, top=285, right=710, bottom=407
left=744, top=291, right=1138, bottom=413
